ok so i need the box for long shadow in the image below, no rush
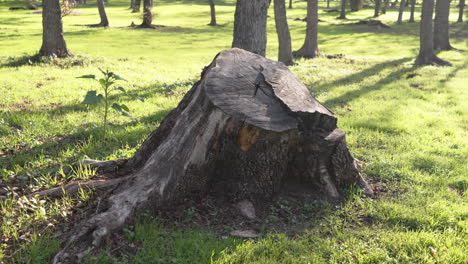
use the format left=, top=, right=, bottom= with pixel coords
left=306, top=57, right=412, bottom=95
left=323, top=63, right=416, bottom=108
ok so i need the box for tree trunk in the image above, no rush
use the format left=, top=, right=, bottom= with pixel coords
left=95, top=0, right=109, bottom=27
left=132, top=0, right=141, bottom=12
left=289, top=0, right=293, bottom=8
left=397, top=0, right=406, bottom=24
left=409, top=0, right=416, bottom=22
left=274, top=0, right=293, bottom=65
left=293, top=0, right=319, bottom=58
left=434, top=0, right=453, bottom=50
left=208, top=0, right=217, bottom=26
left=374, top=0, right=381, bottom=17
left=130, top=0, right=135, bottom=9
left=457, top=0, right=464, bottom=22
left=51, top=48, right=373, bottom=263
left=39, top=0, right=72, bottom=57
left=382, top=0, right=389, bottom=14
left=338, top=0, right=347, bottom=18
left=327, top=0, right=330, bottom=8
left=141, top=0, right=153, bottom=27
left=415, top=0, right=451, bottom=65
left=232, top=0, right=270, bottom=57
left=350, top=0, right=362, bottom=11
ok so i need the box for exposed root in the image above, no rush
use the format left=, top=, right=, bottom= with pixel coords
left=415, top=54, right=452, bottom=66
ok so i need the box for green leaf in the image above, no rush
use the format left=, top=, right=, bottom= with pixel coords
left=113, top=74, right=126, bottom=81
left=120, top=104, right=130, bottom=112
left=82, top=91, right=103, bottom=104
left=77, top=75, right=96, bottom=79
left=111, top=103, right=134, bottom=119
left=98, top=68, right=107, bottom=76
left=128, top=92, right=144, bottom=102
left=99, top=78, right=107, bottom=88
left=115, top=86, right=127, bottom=93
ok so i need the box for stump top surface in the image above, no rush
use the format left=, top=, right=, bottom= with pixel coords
left=204, top=48, right=334, bottom=132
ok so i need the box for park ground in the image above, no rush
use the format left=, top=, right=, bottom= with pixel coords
left=0, top=0, right=467, bottom=263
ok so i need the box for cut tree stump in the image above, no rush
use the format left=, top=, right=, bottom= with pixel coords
left=52, top=48, right=372, bottom=263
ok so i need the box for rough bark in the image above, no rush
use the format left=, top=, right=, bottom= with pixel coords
left=415, top=0, right=451, bottom=65
left=208, top=0, right=217, bottom=26
left=458, top=0, right=465, bottom=22
left=132, top=0, right=140, bottom=12
left=232, top=0, right=270, bottom=56
left=338, top=0, right=347, bottom=18
left=409, top=0, right=416, bottom=22
left=397, top=0, right=406, bottom=24
left=289, top=0, right=293, bottom=8
left=382, top=0, right=389, bottom=14
left=141, top=0, right=153, bottom=27
left=434, top=0, right=453, bottom=50
left=95, top=0, right=109, bottom=27
left=274, top=0, right=294, bottom=65
left=350, top=0, right=362, bottom=11
left=39, top=0, right=72, bottom=57
left=51, top=48, right=373, bottom=263
left=374, top=0, right=381, bottom=17
left=293, top=0, right=319, bottom=58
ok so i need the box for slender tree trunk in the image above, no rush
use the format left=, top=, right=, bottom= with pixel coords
left=382, top=0, right=389, bottom=14
left=39, top=0, right=71, bottom=57
left=141, top=0, right=153, bottom=27
left=458, top=0, right=465, bottom=22
left=289, top=0, right=293, bottom=8
left=374, top=0, right=381, bottom=16
left=338, top=0, right=347, bottom=18
left=409, top=0, right=416, bottom=22
left=434, top=0, right=453, bottom=50
left=130, top=0, right=135, bottom=9
left=397, top=0, right=406, bottom=24
left=327, top=0, right=330, bottom=8
left=96, top=0, right=109, bottom=27
left=274, top=0, right=293, bottom=65
left=232, top=0, right=270, bottom=56
left=208, top=0, right=217, bottom=26
left=415, top=0, right=451, bottom=65
left=293, top=0, right=319, bottom=58
left=132, top=0, right=141, bottom=12
left=350, top=0, right=362, bottom=11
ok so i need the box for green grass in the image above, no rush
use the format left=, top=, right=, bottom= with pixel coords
left=1, top=0, right=467, bottom=263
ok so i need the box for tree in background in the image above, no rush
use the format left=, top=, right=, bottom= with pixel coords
left=208, top=0, right=217, bottom=26
left=374, top=0, right=381, bottom=17
left=232, top=0, right=270, bottom=56
left=40, top=0, right=72, bottom=57
left=294, top=0, right=319, bottom=58
left=274, top=0, right=293, bottom=65
left=338, top=0, right=347, bottom=19
left=382, top=0, right=390, bottom=14
left=350, top=0, right=362, bottom=11
left=132, top=0, right=141, bottom=12
left=289, top=0, right=293, bottom=9
left=93, top=0, right=109, bottom=27
left=415, top=0, right=450, bottom=65
left=458, top=0, right=465, bottom=22
left=141, top=0, right=153, bottom=27
left=409, top=0, right=416, bottom=22
left=434, top=0, right=454, bottom=50
left=397, top=0, right=406, bottom=24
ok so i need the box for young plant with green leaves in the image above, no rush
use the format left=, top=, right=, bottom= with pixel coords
left=79, top=69, right=144, bottom=136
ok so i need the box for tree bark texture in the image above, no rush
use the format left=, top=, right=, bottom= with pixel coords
left=293, top=0, right=319, bottom=58
left=458, top=0, right=465, bottom=22
left=409, top=0, right=416, bottom=22
left=415, top=0, right=451, bottom=65
left=397, top=0, right=406, bottom=24
left=289, top=0, right=293, bottom=8
left=141, top=0, right=153, bottom=27
left=338, top=0, right=347, bottom=18
left=374, top=0, right=381, bottom=17
left=39, top=0, right=71, bottom=57
left=208, top=0, right=217, bottom=25
left=232, top=0, right=270, bottom=57
left=274, top=0, right=293, bottom=65
left=350, top=0, right=362, bottom=11
left=434, top=0, right=453, bottom=50
left=52, top=48, right=373, bottom=263
left=96, top=0, right=109, bottom=27
left=132, top=0, right=140, bottom=12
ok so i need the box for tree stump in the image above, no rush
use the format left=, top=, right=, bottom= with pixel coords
left=52, top=48, right=372, bottom=263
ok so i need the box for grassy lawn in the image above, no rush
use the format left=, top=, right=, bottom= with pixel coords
left=0, top=0, right=467, bottom=263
